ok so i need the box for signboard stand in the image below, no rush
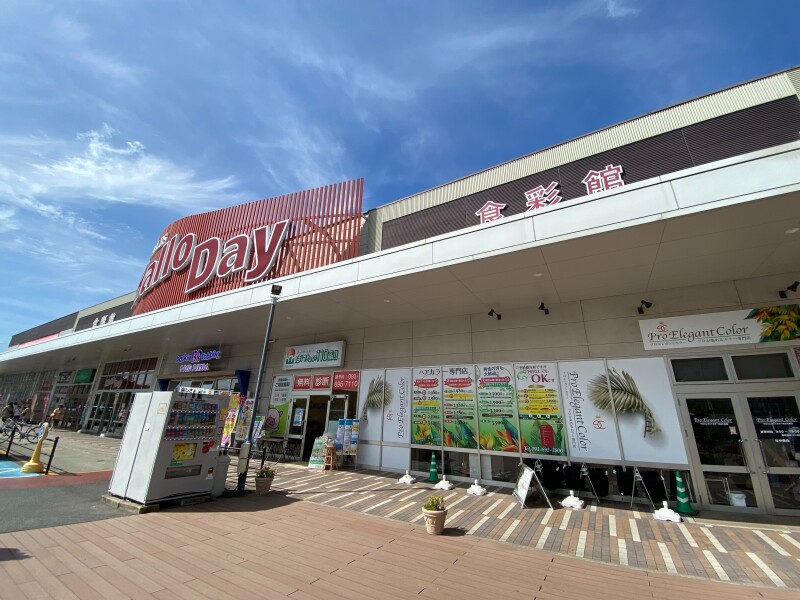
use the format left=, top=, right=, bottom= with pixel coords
left=512, top=463, right=552, bottom=509
left=629, top=466, right=655, bottom=511
left=580, top=463, right=601, bottom=505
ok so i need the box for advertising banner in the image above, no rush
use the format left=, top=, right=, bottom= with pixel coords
left=343, top=419, right=353, bottom=454
left=283, top=341, right=345, bottom=370
left=512, top=465, right=534, bottom=507
left=639, top=304, right=800, bottom=350
left=442, top=365, right=478, bottom=449
left=559, top=360, right=621, bottom=461
left=251, top=415, right=266, bottom=445
left=311, top=374, right=332, bottom=390
left=476, top=364, right=519, bottom=452
left=221, top=395, right=240, bottom=446
left=233, top=395, right=254, bottom=441
left=265, top=375, right=292, bottom=437
left=412, top=367, right=443, bottom=446
left=357, top=369, right=386, bottom=441
left=349, top=419, right=360, bottom=456
left=382, top=369, right=411, bottom=444
left=336, top=419, right=345, bottom=452
left=514, top=363, right=566, bottom=456
left=607, top=358, right=688, bottom=465
left=333, top=370, right=360, bottom=391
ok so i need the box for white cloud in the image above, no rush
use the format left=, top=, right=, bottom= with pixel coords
left=1, top=125, right=242, bottom=212
left=603, top=0, right=641, bottom=18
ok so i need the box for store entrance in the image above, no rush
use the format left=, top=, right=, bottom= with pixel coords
left=85, top=391, right=133, bottom=436
left=681, top=391, right=800, bottom=515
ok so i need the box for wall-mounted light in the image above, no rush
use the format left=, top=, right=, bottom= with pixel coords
left=487, top=308, right=501, bottom=321
left=637, top=300, right=653, bottom=315
left=778, top=281, right=799, bottom=299
left=538, top=302, right=549, bottom=315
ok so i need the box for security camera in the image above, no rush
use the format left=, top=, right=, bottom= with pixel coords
left=271, top=284, right=282, bottom=296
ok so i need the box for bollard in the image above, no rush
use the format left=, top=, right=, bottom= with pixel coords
left=5, top=427, right=15, bottom=456
left=22, top=423, right=50, bottom=473
left=236, top=441, right=251, bottom=493
left=45, top=436, right=60, bottom=475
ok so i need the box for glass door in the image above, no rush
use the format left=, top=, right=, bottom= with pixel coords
left=681, top=393, right=800, bottom=514
left=326, top=395, right=347, bottom=436
left=288, top=396, right=309, bottom=461
left=743, top=393, right=800, bottom=513
left=681, top=395, right=766, bottom=511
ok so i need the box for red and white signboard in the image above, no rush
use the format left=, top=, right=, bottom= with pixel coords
left=132, top=179, right=363, bottom=315
left=311, top=374, right=332, bottom=390
left=333, top=370, right=360, bottom=391
left=293, top=375, right=312, bottom=390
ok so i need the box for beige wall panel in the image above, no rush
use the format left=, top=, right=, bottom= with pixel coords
left=361, top=357, right=413, bottom=369
left=588, top=343, right=647, bottom=358
left=470, top=302, right=583, bottom=332
left=363, top=322, right=413, bottom=343
left=412, top=353, right=474, bottom=367
left=472, top=321, right=587, bottom=353
left=473, top=346, right=590, bottom=363
left=412, top=332, right=472, bottom=357
left=585, top=316, right=643, bottom=346
left=363, top=338, right=413, bottom=360
left=412, top=315, right=470, bottom=338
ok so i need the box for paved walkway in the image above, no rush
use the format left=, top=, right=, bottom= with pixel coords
left=1, top=488, right=798, bottom=600
left=264, top=465, right=800, bottom=589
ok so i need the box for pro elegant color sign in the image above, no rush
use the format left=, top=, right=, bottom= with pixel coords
left=640, top=305, right=800, bottom=350
left=283, top=342, right=345, bottom=370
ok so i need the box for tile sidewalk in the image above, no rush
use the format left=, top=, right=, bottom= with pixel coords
left=265, top=464, right=800, bottom=589
left=1, top=481, right=798, bottom=600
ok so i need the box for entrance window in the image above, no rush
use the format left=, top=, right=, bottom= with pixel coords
left=671, top=357, right=728, bottom=382
left=686, top=398, right=745, bottom=466
left=731, top=353, right=794, bottom=380
left=746, top=396, right=800, bottom=468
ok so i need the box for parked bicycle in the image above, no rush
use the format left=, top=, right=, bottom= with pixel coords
left=1, top=419, right=45, bottom=443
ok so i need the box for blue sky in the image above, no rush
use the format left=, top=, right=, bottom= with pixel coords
left=0, top=0, right=798, bottom=347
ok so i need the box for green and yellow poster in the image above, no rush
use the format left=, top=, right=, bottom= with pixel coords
left=476, top=364, right=519, bottom=452
left=412, top=367, right=443, bottom=446
left=265, top=375, right=292, bottom=437
left=514, top=362, right=566, bottom=456
left=442, top=366, right=478, bottom=449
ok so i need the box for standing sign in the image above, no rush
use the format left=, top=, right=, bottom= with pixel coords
left=308, top=437, right=326, bottom=469
left=349, top=419, right=360, bottom=456
left=221, top=395, right=240, bottom=446
left=412, top=367, right=443, bottom=446
left=382, top=369, right=411, bottom=443
left=639, top=304, right=800, bottom=350
left=251, top=415, right=266, bottom=445
left=512, top=465, right=534, bottom=507
left=233, top=395, right=254, bottom=441
left=476, top=364, right=519, bottom=452
left=608, top=358, right=688, bottom=465
left=266, top=375, right=292, bottom=437
left=515, top=363, right=566, bottom=456
left=336, top=419, right=345, bottom=452
left=442, top=366, right=478, bottom=449
left=559, top=360, right=622, bottom=461
left=343, top=419, right=353, bottom=455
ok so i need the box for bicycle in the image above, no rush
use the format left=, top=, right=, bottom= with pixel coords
left=0, top=419, right=44, bottom=443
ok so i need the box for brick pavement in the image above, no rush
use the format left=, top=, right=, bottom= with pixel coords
left=1, top=485, right=798, bottom=600
left=265, top=465, right=800, bottom=589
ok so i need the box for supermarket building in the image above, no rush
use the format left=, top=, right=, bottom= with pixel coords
left=1, top=68, right=800, bottom=516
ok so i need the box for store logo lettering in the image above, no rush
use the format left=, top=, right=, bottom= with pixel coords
left=135, top=220, right=290, bottom=303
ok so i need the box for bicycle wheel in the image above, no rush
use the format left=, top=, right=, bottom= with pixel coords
left=26, top=428, right=41, bottom=444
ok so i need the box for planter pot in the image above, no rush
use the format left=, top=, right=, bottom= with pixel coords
left=255, top=476, right=274, bottom=495
left=422, top=508, right=448, bottom=535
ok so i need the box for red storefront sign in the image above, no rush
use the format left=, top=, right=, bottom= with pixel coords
left=132, top=179, right=363, bottom=315
left=333, top=370, right=360, bottom=391
left=293, top=375, right=311, bottom=390
left=312, top=374, right=332, bottom=390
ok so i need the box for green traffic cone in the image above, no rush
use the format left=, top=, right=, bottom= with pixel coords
left=675, top=471, right=698, bottom=516
left=428, top=452, right=439, bottom=483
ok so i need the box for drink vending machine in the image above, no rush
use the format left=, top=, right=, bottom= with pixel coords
left=108, top=387, right=228, bottom=505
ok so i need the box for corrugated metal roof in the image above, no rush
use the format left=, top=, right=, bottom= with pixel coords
left=364, top=68, right=799, bottom=253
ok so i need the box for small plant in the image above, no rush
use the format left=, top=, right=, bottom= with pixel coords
left=255, top=466, right=276, bottom=478
left=423, top=495, right=446, bottom=511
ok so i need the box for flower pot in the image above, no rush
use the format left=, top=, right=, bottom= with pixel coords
left=422, top=508, right=448, bottom=535
left=255, top=476, right=274, bottom=495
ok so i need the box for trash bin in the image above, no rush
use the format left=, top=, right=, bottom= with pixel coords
left=212, top=450, right=231, bottom=497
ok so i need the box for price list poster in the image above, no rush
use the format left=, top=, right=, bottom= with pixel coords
left=476, top=364, right=520, bottom=452
left=515, top=363, right=566, bottom=456
left=412, top=367, right=443, bottom=446
left=442, top=366, right=478, bottom=449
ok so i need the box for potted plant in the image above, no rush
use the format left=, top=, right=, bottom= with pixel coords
left=422, top=495, right=448, bottom=535
left=254, top=465, right=276, bottom=495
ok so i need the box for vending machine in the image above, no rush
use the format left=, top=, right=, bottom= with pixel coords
left=108, top=387, right=227, bottom=505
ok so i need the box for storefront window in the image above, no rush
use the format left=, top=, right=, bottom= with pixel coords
left=671, top=357, right=728, bottom=382
left=732, top=353, right=794, bottom=380
left=686, top=398, right=745, bottom=466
